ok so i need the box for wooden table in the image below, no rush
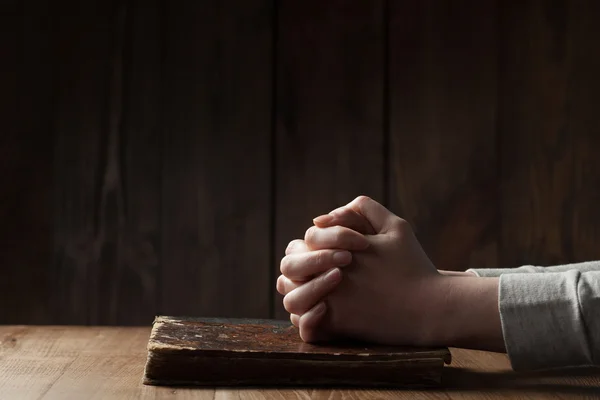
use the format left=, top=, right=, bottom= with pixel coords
left=1, top=326, right=598, bottom=399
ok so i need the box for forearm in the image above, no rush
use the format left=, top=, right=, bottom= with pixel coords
left=421, top=275, right=505, bottom=352
left=423, top=271, right=599, bottom=371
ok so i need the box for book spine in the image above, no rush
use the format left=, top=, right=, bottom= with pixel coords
left=144, top=352, right=444, bottom=387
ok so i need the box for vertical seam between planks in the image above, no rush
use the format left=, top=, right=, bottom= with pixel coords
left=383, top=0, right=391, bottom=209
left=112, top=0, right=129, bottom=324
left=268, top=0, right=279, bottom=319
left=495, top=0, right=503, bottom=269
left=50, top=2, right=62, bottom=324
left=157, top=0, right=167, bottom=319
left=89, top=3, right=119, bottom=325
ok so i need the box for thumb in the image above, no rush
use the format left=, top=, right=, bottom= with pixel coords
left=345, top=196, right=398, bottom=234
left=313, top=206, right=376, bottom=235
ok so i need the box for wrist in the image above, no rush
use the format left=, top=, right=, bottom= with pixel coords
left=420, top=275, right=505, bottom=352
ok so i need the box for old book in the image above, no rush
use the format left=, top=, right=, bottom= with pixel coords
left=143, top=316, right=452, bottom=388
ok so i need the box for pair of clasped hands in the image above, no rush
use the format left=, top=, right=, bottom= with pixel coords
left=276, top=196, right=504, bottom=352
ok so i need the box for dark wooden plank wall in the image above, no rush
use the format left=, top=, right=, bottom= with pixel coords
left=389, top=0, right=499, bottom=272
left=274, top=0, right=385, bottom=318
left=161, top=0, right=272, bottom=320
left=1, top=0, right=55, bottom=324
left=500, top=0, right=600, bottom=268
left=53, top=0, right=128, bottom=325
left=2, top=0, right=600, bottom=325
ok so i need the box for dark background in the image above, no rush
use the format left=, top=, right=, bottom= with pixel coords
left=2, top=0, right=600, bottom=326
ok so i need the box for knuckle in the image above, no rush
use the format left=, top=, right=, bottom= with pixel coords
left=290, top=314, right=299, bottom=327
left=285, top=239, right=300, bottom=255
left=388, top=217, right=412, bottom=238
left=355, top=195, right=372, bottom=206
left=283, top=293, right=299, bottom=314
left=304, top=226, right=317, bottom=244
left=276, top=275, right=285, bottom=294
left=391, top=217, right=411, bottom=232
left=280, top=255, right=291, bottom=275
left=332, top=226, right=345, bottom=243
left=311, top=276, right=325, bottom=297
left=285, top=241, right=295, bottom=252
left=312, top=250, right=326, bottom=268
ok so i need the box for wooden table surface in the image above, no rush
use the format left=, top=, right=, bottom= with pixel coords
left=1, top=326, right=598, bottom=399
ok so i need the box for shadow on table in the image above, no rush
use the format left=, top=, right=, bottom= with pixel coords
left=145, top=367, right=600, bottom=396
left=441, top=366, right=600, bottom=395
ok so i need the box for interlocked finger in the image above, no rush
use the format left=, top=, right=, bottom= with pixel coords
left=280, top=249, right=352, bottom=280
left=283, top=267, right=343, bottom=315
left=314, top=207, right=376, bottom=235
left=276, top=274, right=305, bottom=295
left=304, top=226, right=369, bottom=251
left=285, top=239, right=309, bottom=255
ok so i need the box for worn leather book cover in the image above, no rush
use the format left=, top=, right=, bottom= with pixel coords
left=143, top=316, right=452, bottom=388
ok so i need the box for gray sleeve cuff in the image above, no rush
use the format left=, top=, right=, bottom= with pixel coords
left=578, top=272, right=600, bottom=365
left=467, top=266, right=539, bottom=277
left=499, top=271, right=595, bottom=370
left=467, top=260, right=600, bottom=277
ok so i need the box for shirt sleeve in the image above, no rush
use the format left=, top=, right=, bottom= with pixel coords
left=498, top=270, right=600, bottom=370
left=467, top=260, right=600, bottom=277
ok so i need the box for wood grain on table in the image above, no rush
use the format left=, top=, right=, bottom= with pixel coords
left=1, top=326, right=598, bottom=399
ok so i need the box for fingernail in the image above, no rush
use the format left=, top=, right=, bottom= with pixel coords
left=325, top=268, right=342, bottom=284
left=313, top=214, right=334, bottom=225
left=332, top=250, right=352, bottom=266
